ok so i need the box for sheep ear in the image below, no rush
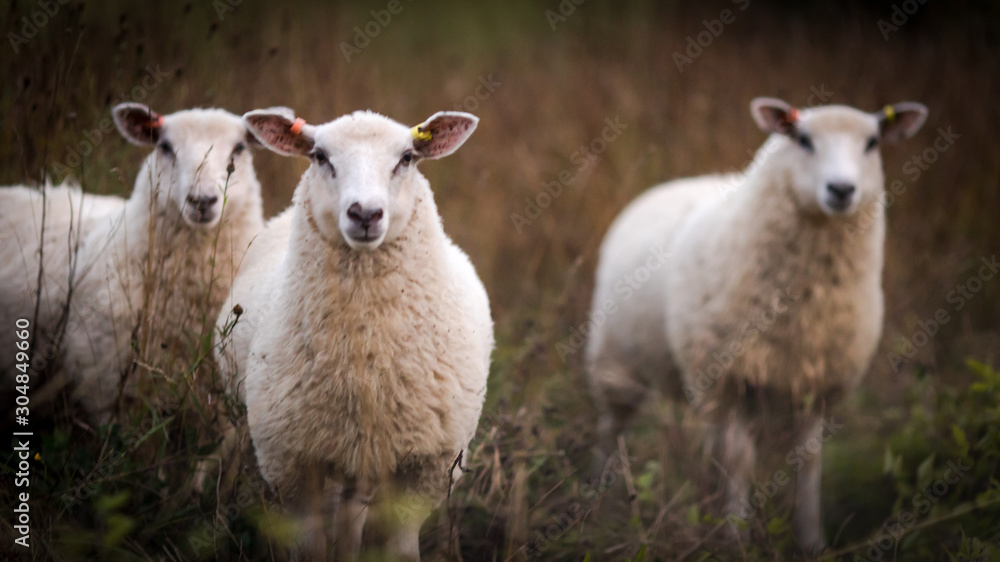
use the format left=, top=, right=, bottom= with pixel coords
left=242, top=106, right=295, bottom=148
left=113, top=103, right=163, bottom=146
left=243, top=108, right=315, bottom=157
left=750, top=97, right=799, bottom=136
left=876, top=102, right=928, bottom=144
left=244, top=130, right=263, bottom=148
left=411, top=112, right=479, bottom=159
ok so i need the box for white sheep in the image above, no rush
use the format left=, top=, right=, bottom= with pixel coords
left=587, top=98, right=927, bottom=550
left=0, top=183, right=125, bottom=381
left=61, top=103, right=265, bottom=421
left=215, top=108, right=492, bottom=560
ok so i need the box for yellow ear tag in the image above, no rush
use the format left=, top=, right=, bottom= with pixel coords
left=883, top=105, right=896, bottom=123
left=411, top=124, right=432, bottom=141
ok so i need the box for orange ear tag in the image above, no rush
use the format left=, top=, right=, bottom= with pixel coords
left=290, top=117, right=306, bottom=135
left=787, top=108, right=800, bottom=123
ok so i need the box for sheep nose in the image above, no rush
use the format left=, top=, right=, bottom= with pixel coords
left=347, top=203, right=384, bottom=229
left=826, top=183, right=856, bottom=202
left=186, top=194, right=219, bottom=210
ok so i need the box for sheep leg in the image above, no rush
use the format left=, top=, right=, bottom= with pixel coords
left=591, top=366, right=646, bottom=477
left=384, top=488, right=429, bottom=562
left=323, top=481, right=343, bottom=554
left=335, top=490, right=370, bottom=561
left=794, top=421, right=826, bottom=553
left=290, top=466, right=327, bottom=561
left=720, top=414, right=755, bottom=541
left=385, top=517, right=423, bottom=562
left=192, top=420, right=237, bottom=495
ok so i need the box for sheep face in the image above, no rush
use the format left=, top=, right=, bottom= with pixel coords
left=750, top=98, right=927, bottom=218
left=113, top=104, right=259, bottom=229
left=308, top=115, right=424, bottom=249
left=243, top=109, right=478, bottom=250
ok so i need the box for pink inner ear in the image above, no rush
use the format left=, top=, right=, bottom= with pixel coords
left=121, top=108, right=161, bottom=143
left=247, top=115, right=314, bottom=155
left=252, top=118, right=295, bottom=148
left=417, top=117, right=472, bottom=157
left=760, top=106, right=796, bottom=135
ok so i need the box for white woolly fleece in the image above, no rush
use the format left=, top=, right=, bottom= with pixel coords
left=0, top=183, right=126, bottom=381
left=61, top=108, right=264, bottom=419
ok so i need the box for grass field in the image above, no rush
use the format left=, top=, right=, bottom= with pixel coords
left=1, top=0, right=999, bottom=560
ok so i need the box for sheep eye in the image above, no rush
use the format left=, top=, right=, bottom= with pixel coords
left=232, top=142, right=246, bottom=156
left=158, top=141, right=174, bottom=155
left=312, top=150, right=335, bottom=176
left=797, top=134, right=814, bottom=152
left=400, top=150, right=414, bottom=166
left=864, top=136, right=879, bottom=153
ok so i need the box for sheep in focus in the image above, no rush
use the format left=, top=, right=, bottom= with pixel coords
left=215, top=107, right=492, bottom=560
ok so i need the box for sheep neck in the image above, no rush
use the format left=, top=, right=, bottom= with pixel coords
left=128, top=157, right=263, bottom=252
left=124, top=157, right=264, bottom=353
left=288, top=182, right=447, bottom=293
left=727, top=147, right=887, bottom=281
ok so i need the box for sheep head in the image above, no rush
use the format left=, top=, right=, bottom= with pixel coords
left=113, top=103, right=261, bottom=229
left=750, top=97, right=927, bottom=217
left=243, top=108, right=478, bottom=250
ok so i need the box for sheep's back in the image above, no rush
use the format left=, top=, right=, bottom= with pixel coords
left=586, top=175, right=725, bottom=399
left=0, top=185, right=125, bottom=380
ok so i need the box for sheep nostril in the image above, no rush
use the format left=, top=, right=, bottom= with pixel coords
left=187, top=195, right=218, bottom=211
left=827, top=183, right=856, bottom=201
left=347, top=203, right=364, bottom=223
left=347, top=203, right=383, bottom=228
